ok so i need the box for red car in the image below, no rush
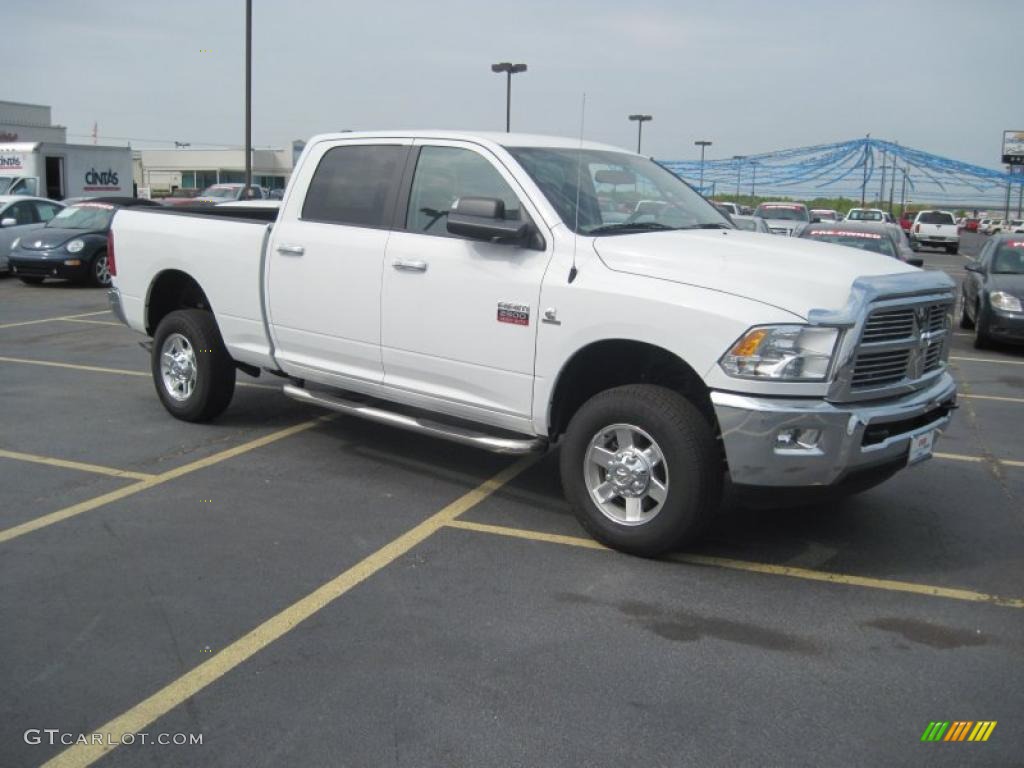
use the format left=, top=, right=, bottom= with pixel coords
left=899, top=211, right=917, bottom=232
left=961, top=217, right=980, bottom=233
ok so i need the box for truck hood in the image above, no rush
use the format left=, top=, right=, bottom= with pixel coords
left=592, top=229, right=918, bottom=318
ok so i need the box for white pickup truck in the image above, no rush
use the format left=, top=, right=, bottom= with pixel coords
left=109, top=131, right=958, bottom=556
left=910, top=210, right=960, bottom=253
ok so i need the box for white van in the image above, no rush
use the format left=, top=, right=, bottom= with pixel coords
left=0, top=142, right=134, bottom=200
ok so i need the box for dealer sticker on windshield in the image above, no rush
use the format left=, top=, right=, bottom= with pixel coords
left=908, top=430, right=935, bottom=465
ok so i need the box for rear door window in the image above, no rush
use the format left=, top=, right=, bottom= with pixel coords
left=302, top=144, right=407, bottom=228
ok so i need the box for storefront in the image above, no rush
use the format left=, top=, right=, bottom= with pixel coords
left=133, top=147, right=293, bottom=195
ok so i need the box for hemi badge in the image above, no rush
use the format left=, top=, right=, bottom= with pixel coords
left=497, top=302, right=530, bottom=326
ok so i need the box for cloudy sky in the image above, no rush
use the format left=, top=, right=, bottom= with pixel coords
left=9, top=0, right=1022, bottom=168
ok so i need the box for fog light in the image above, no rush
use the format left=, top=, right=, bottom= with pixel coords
left=775, top=428, right=822, bottom=451
left=63, top=259, right=82, bottom=266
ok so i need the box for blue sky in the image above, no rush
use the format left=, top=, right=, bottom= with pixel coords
left=9, top=0, right=1023, bottom=168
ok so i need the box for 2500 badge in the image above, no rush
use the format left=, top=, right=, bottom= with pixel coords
left=497, top=302, right=530, bottom=326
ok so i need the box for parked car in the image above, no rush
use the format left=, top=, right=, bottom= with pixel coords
left=910, top=210, right=959, bottom=253
left=960, top=217, right=980, bottom=233
left=162, top=184, right=268, bottom=207
left=752, top=202, right=810, bottom=235
left=713, top=201, right=740, bottom=217
left=845, top=208, right=886, bottom=222
left=108, top=131, right=958, bottom=556
left=899, top=210, right=918, bottom=233
left=809, top=209, right=839, bottom=222
left=1006, top=218, right=1024, bottom=233
left=0, top=195, right=65, bottom=274
left=9, top=197, right=160, bottom=287
left=983, top=218, right=1006, bottom=235
left=796, top=221, right=923, bottom=266
left=731, top=215, right=769, bottom=233
left=960, top=235, right=1024, bottom=347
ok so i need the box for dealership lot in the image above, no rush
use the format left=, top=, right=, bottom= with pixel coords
left=1, top=233, right=1022, bottom=766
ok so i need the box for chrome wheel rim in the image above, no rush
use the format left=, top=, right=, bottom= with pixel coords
left=584, top=423, right=669, bottom=526
left=160, top=333, right=197, bottom=401
left=94, top=254, right=111, bottom=285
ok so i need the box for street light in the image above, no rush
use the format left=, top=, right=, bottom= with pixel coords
left=695, top=140, right=712, bottom=195
left=749, top=159, right=759, bottom=198
left=733, top=155, right=746, bottom=202
left=628, top=114, right=652, bottom=154
left=491, top=62, right=527, bottom=133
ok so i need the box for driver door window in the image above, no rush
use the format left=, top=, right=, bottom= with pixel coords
left=7, top=201, right=37, bottom=225
left=405, top=146, right=520, bottom=236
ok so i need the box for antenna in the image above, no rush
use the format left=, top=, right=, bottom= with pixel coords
left=569, top=93, right=586, bottom=283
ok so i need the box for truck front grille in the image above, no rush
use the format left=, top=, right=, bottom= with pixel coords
left=848, top=301, right=952, bottom=392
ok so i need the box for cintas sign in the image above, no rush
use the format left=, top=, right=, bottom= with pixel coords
left=0, top=154, right=24, bottom=169
left=83, top=167, right=121, bottom=191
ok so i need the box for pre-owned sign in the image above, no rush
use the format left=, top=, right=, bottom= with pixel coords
left=1002, top=130, right=1024, bottom=165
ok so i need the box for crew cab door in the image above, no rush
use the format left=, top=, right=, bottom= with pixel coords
left=266, top=139, right=410, bottom=386
left=380, top=141, right=552, bottom=426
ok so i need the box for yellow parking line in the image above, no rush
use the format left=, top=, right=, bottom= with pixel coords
left=444, top=520, right=1024, bottom=609
left=960, top=393, right=1024, bottom=404
left=0, top=355, right=276, bottom=389
left=934, top=452, right=985, bottom=463
left=950, top=355, right=1024, bottom=366
left=62, top=318, right=124, bottom=327
left=0, top=310, right=111, bottom=330
left=0, top=416, right=333, bottom=545
left=0, top=449, right=155, bottom=481
left=43, top=455, right=537, bottom=768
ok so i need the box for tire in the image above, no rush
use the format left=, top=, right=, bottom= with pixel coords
left=559, top=384, right=722, bottom=557
left=973, top=303, right=990, bottom=350
left=151, top=309, right=236, bottom=422
left=19, top=276, right=44, bottom=285
left=959, top=293, right=975, bottom=329
left=88, top=250, right=111, bottom=287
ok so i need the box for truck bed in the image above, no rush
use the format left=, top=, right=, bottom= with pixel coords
left=112, top=207, right=277, bottom=369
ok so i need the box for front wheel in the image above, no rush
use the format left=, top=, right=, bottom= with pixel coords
left=973, top=303, right=991, bottom=349
left=959, top=294, right=975, bottom=329
left=88, top=250, right=112, bottom=287
left=559, top=384, right=722, bottom=557
left=152, top=309, right=236, bottom=422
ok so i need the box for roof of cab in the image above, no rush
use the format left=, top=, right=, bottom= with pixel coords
left=303, top=130, right=630, bottom=154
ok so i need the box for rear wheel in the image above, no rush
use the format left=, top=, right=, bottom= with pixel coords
left=152, top=309, right=235, bottom=422
left=559, top=384, right=722, bottom=557
left=19, top=276, right=44, bottom=285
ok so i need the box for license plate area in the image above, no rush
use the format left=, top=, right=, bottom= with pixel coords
left=907, top=430, right=935, bottom=465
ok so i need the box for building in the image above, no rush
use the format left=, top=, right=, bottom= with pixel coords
left=133, top=148, right=293, bottom=195
left=0, top=100, right=67, bottom=143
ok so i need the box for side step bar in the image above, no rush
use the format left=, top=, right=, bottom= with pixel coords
left=282, top=384, right=547, bottom=455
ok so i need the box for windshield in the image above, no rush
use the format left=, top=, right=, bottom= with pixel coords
left=811, top=210, right=837, bottom=221
left=805, top=229, right=896, bottom=257
left=918, top=211, right=955, bottom=225
left=46, top=203, right=115, bottom=230
left=506, top=148, right=730, bottom=235
left=754, top=204, right=808, bottom=222
left=993, top=243, right=1024, bottom=274
left=847, top=209, right=883, bottom=221
left=199, top=185, right=239, bottom=200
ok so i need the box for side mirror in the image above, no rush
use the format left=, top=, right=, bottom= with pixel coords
left=964, top=262, right=981, bottom=273
left=447, top=197, right=531, bottom=244
left=908, top=257, right=924, bottom=268
left=0, top=217, right=16, bottom=228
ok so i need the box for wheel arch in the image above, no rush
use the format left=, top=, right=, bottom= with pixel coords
left=146, top=269, right=213, bottom=336
left=546, top=339, right=716, bottom=440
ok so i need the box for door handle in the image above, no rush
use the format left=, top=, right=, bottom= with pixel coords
left=391, top=259, right=428, bottom=272
left=276, top=244, right=305, bottom=256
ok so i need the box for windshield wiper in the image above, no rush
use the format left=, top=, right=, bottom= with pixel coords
left=586, top=222, right=678, bottom=236
left=694, top=223, right=731, bottom=229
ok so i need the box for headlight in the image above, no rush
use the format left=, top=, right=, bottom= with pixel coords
left=990, top=291, right=1023, bottom=312
left=11, top=237, right=19, bottom=249
left=66, top=239, right=85, bottom=253
left=720, top=325, right=839, bottom=381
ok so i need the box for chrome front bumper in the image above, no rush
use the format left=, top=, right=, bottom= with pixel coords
left=711, top=372, right=957, bottom=487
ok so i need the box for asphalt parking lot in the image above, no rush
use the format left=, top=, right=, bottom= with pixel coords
left=1, top=231, right=1022, bottom=767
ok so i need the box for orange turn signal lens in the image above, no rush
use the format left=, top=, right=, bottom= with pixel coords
left=730, top=329, right=768, bottom=357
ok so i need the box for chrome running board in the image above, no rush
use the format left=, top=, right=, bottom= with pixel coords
left=282, top=384, right=546, bottom=455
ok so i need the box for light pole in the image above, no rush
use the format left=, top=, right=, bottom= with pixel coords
left=733, top=155, right=746, bottom=202
left=695, top=140, right=712, bottom=194
left=629, top=114, right=652, bottom=154
left=750, top=159, right=759, bottom=198
left=491, top=62, right=527, bottom=133
left=244, top=0, right=252, bottom=195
